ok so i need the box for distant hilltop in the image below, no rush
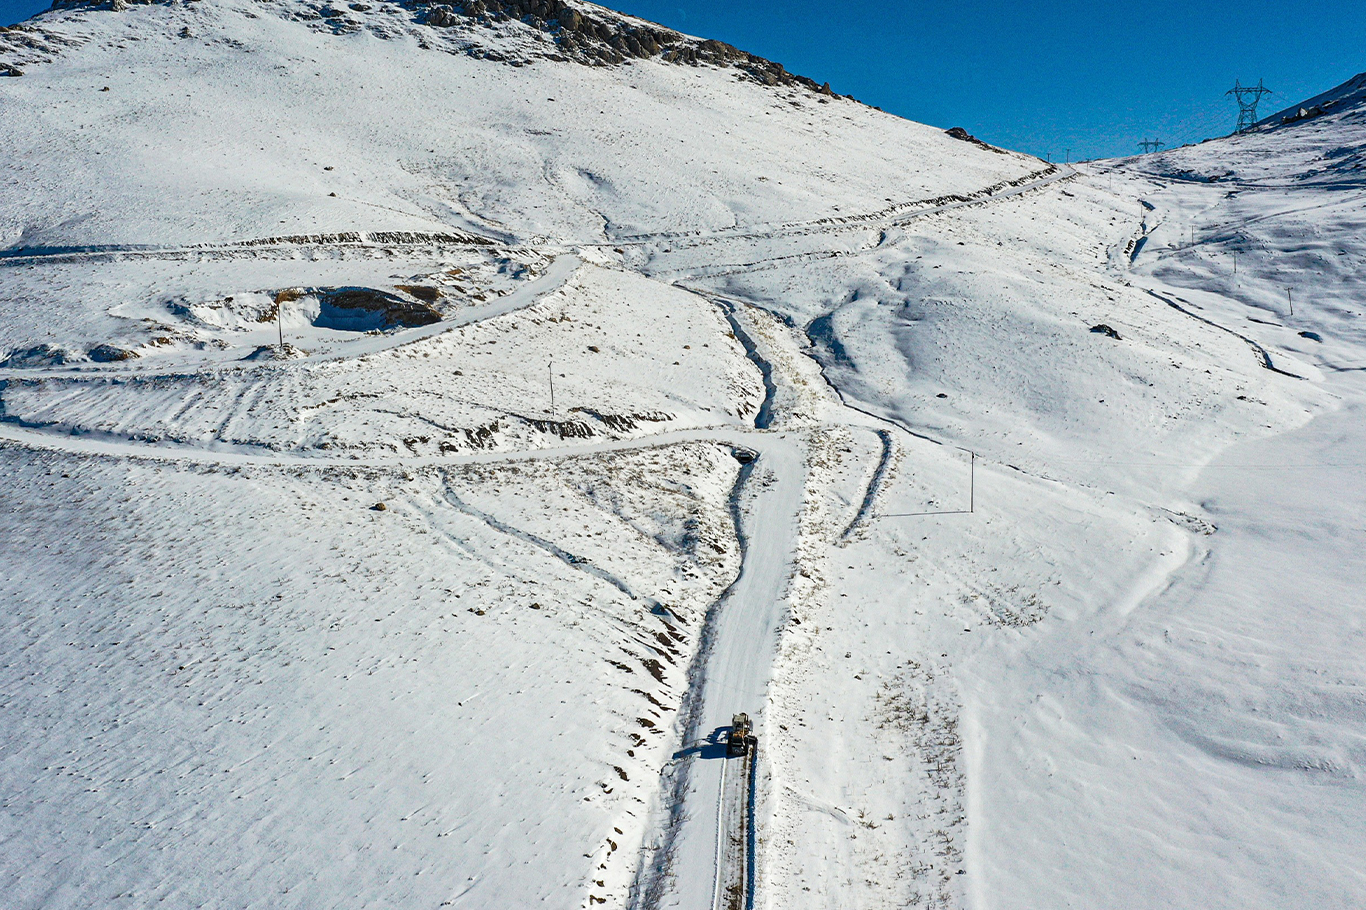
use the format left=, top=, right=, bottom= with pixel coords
left=1259, top=70, right=1366, bottom=128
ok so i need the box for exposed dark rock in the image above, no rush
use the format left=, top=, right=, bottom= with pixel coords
left=528, top=418, right=594, bottom=438
left=31, top=0, right=841, bottom=100
left=1282, top=105, right=1325, bottom=125
left=316, top=287, right=442, bottom=330
left=944, top=126, right=1007, bottom=153
left=445, top=420, right=502, bottom=449
left=242, top=343, right=304, bottom=360
left=1, top=343, right=70, bottom=367
left=572, top=407, right=671, bottom=432
left=427, top=5, right=457, bottom=26
left=87, top=343, right=140, bottom=362
left=395, top=284, right=444, bottom=302
left=408, top=0, right=832, bottom=94
left=1090, top=324, right=1122, bottom=340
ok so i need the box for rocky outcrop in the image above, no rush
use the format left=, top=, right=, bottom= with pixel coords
left=427, top=5, right=459, bottom=27
left=417, top=0, right=838, bottom=94
left=316, top=287, right=443, bottom=330
left=87, top=343, right=140, bottom=362
left=0, top=20, right=85, bottom=74
left=1, top=343, right=72, bottom=368
left=945, top=126, right=1006, bottom=154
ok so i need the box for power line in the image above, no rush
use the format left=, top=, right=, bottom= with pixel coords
left=1227, top=78, right=1272, bottom=133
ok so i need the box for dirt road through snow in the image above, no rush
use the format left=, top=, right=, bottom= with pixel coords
left=637, top=433, right=805, bottom=909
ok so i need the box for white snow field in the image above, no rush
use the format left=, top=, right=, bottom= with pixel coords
left=1, top=1, right=1363, bottom=908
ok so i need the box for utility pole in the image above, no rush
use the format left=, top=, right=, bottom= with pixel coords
left=1227, top=79, right=1272, bottom=133
left=1287, top=288, right=1294, bottom=316
left=1065, top=148, right=1071, bottom=164
left=277, top=303, right=284, bottom=355
left=969, top=451, right=975, bottom=513
left=1138, top=138, right=1164, bottom=154
left=548, top=361, right=556, bottom=420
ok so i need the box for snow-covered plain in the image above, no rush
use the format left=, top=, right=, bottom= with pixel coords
left=1, top=1, right=1363, bottom=908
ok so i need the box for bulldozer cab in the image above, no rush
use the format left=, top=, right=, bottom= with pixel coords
left=727, top=713, right=753, bottom=757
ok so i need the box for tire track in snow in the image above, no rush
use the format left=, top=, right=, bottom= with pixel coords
left=609, top=165, right=1066, bottom=248
left=639, top=167, right=1077, bottom=282
left=1142, top=287, right=1305, bottom=379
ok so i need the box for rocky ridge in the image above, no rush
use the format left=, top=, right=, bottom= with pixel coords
left=10, top=0, right=841, bottom=97
left=422, top=0, right=837, bottom=93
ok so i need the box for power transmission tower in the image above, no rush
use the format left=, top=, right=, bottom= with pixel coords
left=1226, top=79, right=1272, bottom=133
left=1138, top=138, right=1164, bottom=154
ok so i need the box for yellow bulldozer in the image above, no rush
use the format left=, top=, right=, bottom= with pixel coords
left=727, top=713, right=755, bottom=757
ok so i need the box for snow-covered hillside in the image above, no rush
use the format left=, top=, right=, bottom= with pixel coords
left=1, top=2, right=1362, bottom=908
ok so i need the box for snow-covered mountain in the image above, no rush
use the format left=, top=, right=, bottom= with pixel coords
left=1, top=2, right=1363, bottom=909
left=1262, top=69, right=1366, bottom=133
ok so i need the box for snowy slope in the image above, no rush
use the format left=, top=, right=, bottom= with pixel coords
left=0, top=0, right=1038, bottom=254
left=2, top=2, right=1364, bottom=909
left=748, top=78, right=1366, bottom=910
left=1261, top=70, right=1366, bottom=131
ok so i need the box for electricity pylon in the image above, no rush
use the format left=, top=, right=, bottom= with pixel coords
left=1138, top=138, right=1164, bottom=154
left=1227, top=79, right=1272, bottom=133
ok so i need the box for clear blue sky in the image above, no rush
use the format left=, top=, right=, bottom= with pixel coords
left=2, top=0, right=1362, bottom=159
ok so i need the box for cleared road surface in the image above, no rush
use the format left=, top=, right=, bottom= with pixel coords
left=651, top=434, right=805, bottom=910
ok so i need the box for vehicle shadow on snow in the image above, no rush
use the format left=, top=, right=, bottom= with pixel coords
left=672, top=725, right=732, bottom=761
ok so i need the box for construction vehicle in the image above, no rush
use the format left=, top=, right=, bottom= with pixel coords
left=727, top=713, right=755, bottom=757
